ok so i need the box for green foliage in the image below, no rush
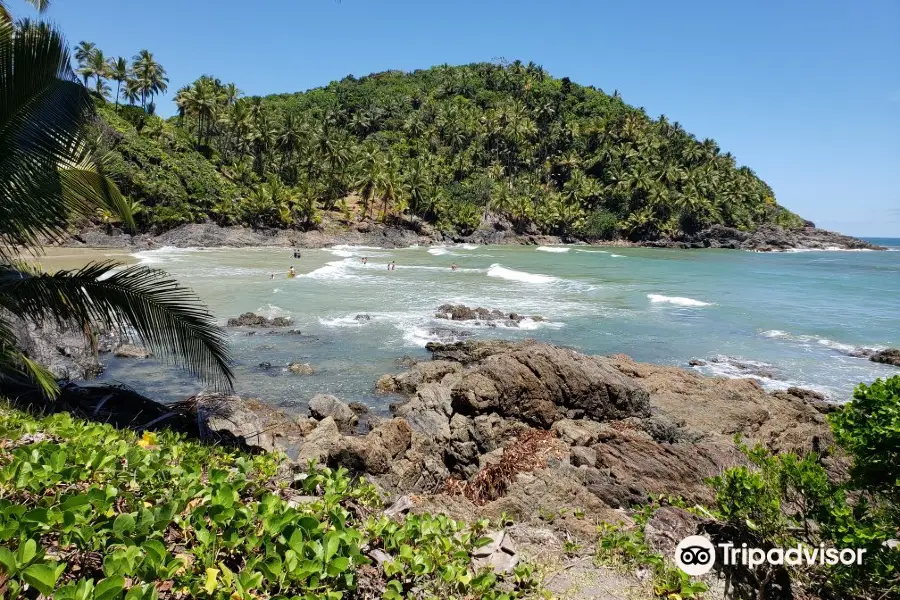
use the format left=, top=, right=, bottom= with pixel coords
left=0, top=406, right=537, bottom=599
left=708, top=377, right=900, bottom=600
left=579, top=209, right=620, bottom=240
left=85, top=58, right=800, bottom=237
left=829, top=376, right=900, bottom=502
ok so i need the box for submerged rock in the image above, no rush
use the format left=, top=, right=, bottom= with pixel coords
left=227, top=312, right=294, bottom=327
left=288, top=362, right=315, bottom=375
left=434, top=304, right=543, bottom=327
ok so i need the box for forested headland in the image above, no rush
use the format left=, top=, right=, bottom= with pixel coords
left=79, top=50, right=806, bottom=242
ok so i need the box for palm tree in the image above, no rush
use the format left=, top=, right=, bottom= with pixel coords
left=85, top=47, right=109, bottom=96
left=0, top=12, right=233, bottom=397
left=72, top=39, right=95, bottom=85
left=131, top=49, right=167, bottom=110
left=108, top=56, right=129, bottom=109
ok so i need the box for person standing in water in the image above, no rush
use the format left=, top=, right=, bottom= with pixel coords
left=361, top=256, right=368, bottom=265
left=288, top=266, right=296, bottom=278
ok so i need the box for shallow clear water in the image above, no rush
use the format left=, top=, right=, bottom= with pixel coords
left=99, top=240, right=900, bottom=413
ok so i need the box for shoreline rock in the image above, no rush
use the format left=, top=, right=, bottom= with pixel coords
left=226, top=312, right=294, bottom=327
left=59, top=221, right=882, bottom=252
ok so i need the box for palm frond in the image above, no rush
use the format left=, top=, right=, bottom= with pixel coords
left=0, top=262, right=234, bottom=391
left=0, top=19, right=131, bottom=254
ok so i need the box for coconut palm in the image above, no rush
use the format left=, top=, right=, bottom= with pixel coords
left=72, top=39, right=95, bottom=85
left=108, top=56, right=128, bottom=109
left=131, top=49, right=167, bottom=110
left=0, top=13, right=233, bottom=397
left=85, top=47, right=109, bottom=96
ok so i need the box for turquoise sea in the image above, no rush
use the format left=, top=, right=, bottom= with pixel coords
left=99, top=239, right=900, bottom=412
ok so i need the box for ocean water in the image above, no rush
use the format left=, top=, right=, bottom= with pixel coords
left=100, top=241, right=900, bottom=413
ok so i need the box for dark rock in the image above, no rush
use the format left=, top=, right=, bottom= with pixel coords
left=257, top=362, right=273, bottom=370
left=688, top=359, right=706, bottom=367
left=354, top=314, right=372, bottom=322
left=348, top=401, right=370, bottom=415
left=227, top=312, right=294, bottom=327
left=434, top=304, right=543, bottom=327
left=870, top=348, right=900, bottom=368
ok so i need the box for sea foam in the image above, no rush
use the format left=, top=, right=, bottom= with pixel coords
left=536, top=246, right=570, bottom=253
left=647, top=294, right=712, bottom=307
left=486, top=264, right=557, bottom=284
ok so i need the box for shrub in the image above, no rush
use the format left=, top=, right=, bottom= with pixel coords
left=829, top=376, right=900, bottom=503
left=579, top=210, right=620, bottom=240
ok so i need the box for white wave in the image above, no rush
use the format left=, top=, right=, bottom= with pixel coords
left=610, top=254, right=626, bottom=258
left=536, top=246, right=570, bottom=253
left=255, top=304, right=290, bottom=320
left=692, top=356, right=832, bottom=397
left=647, top=294, right=712, bottom=307
left=784, top=247, right=875, bottom=253
left=132, top=246, right=199, bottom=265
left=758, top=330, right=885, bottom=356
left=327, top=249, right=355, bottom=258
left=272, top=288, right=281, bottom=294
left=760, top=329, right=790, bottom=339
left=456, top=243, right=479, bottom=250
left=318, top=314, right=377, bottom=328
left=329, top=244, right=384, bottom=251
left=575, top=249, right=610, bottom=254
left=428, top=247, right=460, bottom=256
left=300, top=259, right=359, bottom=281
left=487, top=264, right=557, bottom=284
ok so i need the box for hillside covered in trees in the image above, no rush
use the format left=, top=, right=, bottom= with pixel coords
left=89, top=60, right=806, bottom=240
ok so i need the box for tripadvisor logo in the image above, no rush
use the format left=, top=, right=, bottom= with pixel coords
left=674, top=535, right=867, bottom=576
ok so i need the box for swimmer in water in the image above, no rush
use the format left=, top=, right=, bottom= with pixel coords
left=451, top=263, right=458, bottom=271
left=270, top=273, right=276, bottom=280
left=288, top=266, right=296, bottom=278
left=361, top=256, right=368, bottom=264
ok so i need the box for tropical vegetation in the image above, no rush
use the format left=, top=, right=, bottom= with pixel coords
left=0, top=1, right=231, bottom=398
left=80, top=49, right=804, bottom=239
left=0, top=405, right=537, bottom=599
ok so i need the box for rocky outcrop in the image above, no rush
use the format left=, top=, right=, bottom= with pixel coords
left=6, top=310, right=127, bottom=380
left=192, top=340, right=833, bottom=548
left=434, top=304, right=544, bottom=328
left=647, top=224, right=885, bottom=252
left=227, top=312, right=293, bottom=327
left=870, top=348, right=900, bottom=368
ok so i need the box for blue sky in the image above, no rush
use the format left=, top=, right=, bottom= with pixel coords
left=21, top=0, right=900, bottom=236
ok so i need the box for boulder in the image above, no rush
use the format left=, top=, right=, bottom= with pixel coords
left=296, top=417, right=342, bottom=464
left=449, top=344, right=651, bottom=427
left=308, top=394, right=357, bottom=432
left=570, top=446, right=597, bottom=468
left=114, top=344, right=151, bottom=359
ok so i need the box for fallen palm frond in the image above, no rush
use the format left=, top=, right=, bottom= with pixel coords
left=442, top=428, right=565, bottom=505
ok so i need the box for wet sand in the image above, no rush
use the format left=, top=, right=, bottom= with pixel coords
left=17, top=248, right=137, bottom=272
